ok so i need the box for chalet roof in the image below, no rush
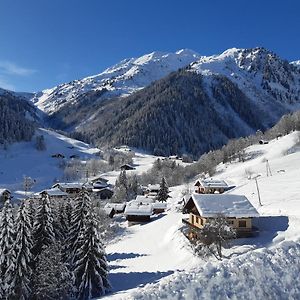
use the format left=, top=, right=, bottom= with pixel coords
left=92, top=187, right=114, bottom=194
left=120, top=164, right=136, bottom=170
left=90, top=175, right=109, bottom=183
left=104, top=202, right=126, bottom=211
left=40, top=188, right=68, bottom=197
left=195, top=178, right=228, bottom=188
left=147, top=184, right=160, bottom=191
left=124, top=200, right=153, bottom=216
left=152, top=201, right=167, bottom=210
left=52, top=182, right=93, bottom=190
left=93, top=182, right=109, bottom=189
left=185, top=194, right=259, bottom=218
left=53, top=182, right=83, bottom=189
left=0, top=189, right=10, bottom=196
left=135, top=195, right=155, bottom=203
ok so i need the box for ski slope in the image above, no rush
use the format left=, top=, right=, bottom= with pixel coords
left=102, top=131, right=300, bottom=299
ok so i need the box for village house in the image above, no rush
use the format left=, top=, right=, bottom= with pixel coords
left=52, top=182, right=93, bottom=196
left=144, top=184, right=160, bottom=197
left=135, top=195, right=167, bottom=214
left=104, top=202, right=126, bottom=217
left=90, top=175, right=109, bottom=185
left=182, top=194, right=259, bottom=239
left=40, top=187, right=69, bottom=200
left=120, top=164, right=136, bottom=171
left=0, top=189, right=11, bottom=205
left=124, top=200, right=153, bottom=222
left=194, top=178, right=229, bottom=194
left=92, top=187, right=114, bottom=200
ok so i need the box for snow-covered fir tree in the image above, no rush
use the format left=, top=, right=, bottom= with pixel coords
left=74, top=210, right=110, bottom=299
left=157, top=177, right=169, bottom=202
left=32, top=194, right=55, bottom=258
left=64, top=189, right=91, bottom=266
left=27, top=197, right=36, bottom=228
left=5, top=200, right=33, bottom=300
left=0, top=197, right=15, bottom=292
left=33, top=243, right=76, bottom=300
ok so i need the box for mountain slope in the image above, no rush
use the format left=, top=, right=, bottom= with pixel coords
left=80, top=70, right=270, bottom=157
left=31, top=49, right=200, bottom=115
left=0, top=90, right=38, bottom=144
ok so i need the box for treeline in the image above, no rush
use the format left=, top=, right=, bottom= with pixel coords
left=139, top=110, right=300, bottom=187
left=0, top=93, right=36, bottom=145
left=0, top=191, right=110, bottom=300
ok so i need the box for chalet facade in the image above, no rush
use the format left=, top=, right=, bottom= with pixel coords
left=92, top=187, right=114, bottom=200
left=194, top=178, right=229, bottom=194
left=183, top=194, right=259, bottom=239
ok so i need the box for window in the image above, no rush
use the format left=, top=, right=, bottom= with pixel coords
left=191, top=215, right=194, bottom=224
left=228, top=219, right=234, bottom=225
left=200, top=218, right=204, bottom=226
left=196, top=216, right=199, bottom=224
left=239, top=220, right=247, bottom=228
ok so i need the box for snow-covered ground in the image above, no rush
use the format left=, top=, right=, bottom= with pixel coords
left=101, top=131, right=300, bottom=299
left=0, top=128, right=99, bottom=198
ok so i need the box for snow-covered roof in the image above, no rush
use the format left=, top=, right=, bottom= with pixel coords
left=0, top=189, right=10, bottom=196
left=195, top=178, right=228, bottom=188
left=52, top=182, right=92, bottom=189
left=93, top=182, right=109, bottom=189
left=135, top=195, right=155, bottom=204
left=40, top=188, right=68, bottom=197
left=152, top=201, right=167, bottom=210
left=124, top=200, right=153, bottom=216
left=104, top=202, right=126, bottom=211
left=147, top=184, right=160, bottom=191
left=187, top=194, right=259, bottom=218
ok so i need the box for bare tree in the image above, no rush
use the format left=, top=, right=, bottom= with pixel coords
left=194, top=214, right=236, bottom=260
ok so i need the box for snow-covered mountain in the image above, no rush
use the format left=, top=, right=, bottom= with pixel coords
left=31, top=49, right=200, bottom=114
left=190, top=47, right=300, bottom=110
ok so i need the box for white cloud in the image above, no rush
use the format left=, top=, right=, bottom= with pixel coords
left=0, top=61, right=36, bottom=76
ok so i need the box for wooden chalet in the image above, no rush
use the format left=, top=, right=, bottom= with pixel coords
left=194, top=178, right=229, bottom=194
left=40, top=188, right=68, bottom=199
left=183, top=194, right=259, bottom=239
left=52, top=182, right=85, bottom=196
left=120, top=164, right=136, bottom=171
left=92, top=187, right=114, bottom=200
left=104, top=202, right=126, bottom=215
left=90, top=175, right=109, bottom=185
left=135, top=195, right=167, bottom=214
left=124, top=200, right=153, bottom=222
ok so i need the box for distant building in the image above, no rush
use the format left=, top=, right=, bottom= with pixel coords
left=120, top=164, right=136, bottom=171
left=104, top=203, right=126, bottom=215
left=40, top=188, right=68, bottom=199
left=92, top=187, right=114, bottom=200
left=145, top=184, right=160, bottom=196
left=124, top=200, right=153, bottom=222
left=134, top=195, right=167, bottom=214
left=194, top=178, right=229, bottom=194
left=52, top=182, right=93, bottom=196
left=183, top=194, right=259, bottom=239
left=51, top=153, right=65, bottom=159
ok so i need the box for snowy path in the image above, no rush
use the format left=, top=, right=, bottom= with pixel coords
left=104, top=207, right=199, bottom=298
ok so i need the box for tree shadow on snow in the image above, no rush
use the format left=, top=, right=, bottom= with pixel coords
left=108, top=270, right=174, bottom=293
left=232, top=216, right=289, bottom=249
left=107, top=252, right=148, bottom=262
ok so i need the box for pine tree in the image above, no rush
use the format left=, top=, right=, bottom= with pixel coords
left=0, top=198, right=15, bottom=291
left=33, top=243, right=76, bottom=300
left=74, top=210, right=110, bottom=299
left=6, top=201, right=33, bottom=300
left=32, top=194, right=55, bottom=258
left=27, top=197, right=35, bottom=228
left=157, top=177, right=169, bottom=202
left=64, top=189, right=91, bottom=266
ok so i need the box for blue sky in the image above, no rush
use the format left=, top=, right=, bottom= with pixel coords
left=0, top=0, right=299, bottom=92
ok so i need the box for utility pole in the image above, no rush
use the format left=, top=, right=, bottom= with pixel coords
left=266, top=159, right=272, bottom=177
left=254, top=175, right=262, bottom=206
